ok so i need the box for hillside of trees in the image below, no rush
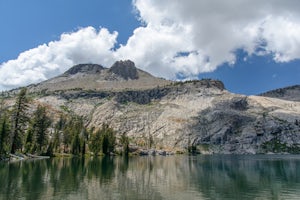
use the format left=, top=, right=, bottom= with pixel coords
left=0, top=88, right=128, bottom=161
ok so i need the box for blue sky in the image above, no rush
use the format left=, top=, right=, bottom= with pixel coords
left=0, top=0, right=299, bottom=95
left=0, top=0, right=138, bottom=62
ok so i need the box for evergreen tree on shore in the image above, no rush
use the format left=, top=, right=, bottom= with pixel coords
left=10, top=88, right=29, bottom=154
left=31, top=105, right=51, bottom=154
left=89, top=124, right=116, bottom=155
left=89, top=128, right=102, bottom=156
left=0, top=113, right=10, bottom=156
left=120, top=133, right=129, bottom=156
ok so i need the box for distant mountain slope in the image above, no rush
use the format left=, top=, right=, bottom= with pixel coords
left=28, top=60, right=171, bottom=93
left=259, top=85, right=300, bottom=101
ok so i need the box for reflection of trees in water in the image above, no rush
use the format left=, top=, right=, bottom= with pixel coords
left=114, top=156, right=164, bottom=200
left=0, top=162, right=22, bottom=200
left=0, top=160, right=48, bottom=200
left=86, top=156, right=115, bottom=183
left=0, top=155, right=300, bottom=199
left=85, top=156, right=163, bottom=199
left=21, top=160, right=48, bottom=200
left=49, top=158, right=86, bottom=198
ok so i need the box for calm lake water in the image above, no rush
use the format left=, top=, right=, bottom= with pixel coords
left=0, top=155, right=300, bottom=200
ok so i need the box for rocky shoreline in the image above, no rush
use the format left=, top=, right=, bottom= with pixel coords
left=0, top=153, right=50, bottom=162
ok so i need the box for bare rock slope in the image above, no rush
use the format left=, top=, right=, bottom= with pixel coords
left=28, top=60, right=171, bottom=92
left=3, top=60, right=300, bottom=154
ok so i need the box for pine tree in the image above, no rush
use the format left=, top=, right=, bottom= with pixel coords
left=120, top=133, right=129, bottom=156
left=62, top=115, right=85, bottom=154
left=10, top=88, right=29, bottom=154
left=100, top=124, right=116, bottom=155
left=24, top=126, right=34, bottom=153
left=32, top=105, right=51, bottom=154
left=52, top=128, right=60, bottom=153
left=89, top=128, right=102, bottom=156
left=62, top=125, right=72, bottom=153
left=71, top=133, right=81, bottom=155
left=0, top=113, right=10, bottom=157
left=80, top=127, right=88, bottom=155
left=51, top=114, right=66, bottom=153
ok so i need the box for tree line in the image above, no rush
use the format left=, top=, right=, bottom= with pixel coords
left=0, top=88, right=129, bottom=160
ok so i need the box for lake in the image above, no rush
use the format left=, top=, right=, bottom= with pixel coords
left=0, top=155, right=300, bottom=200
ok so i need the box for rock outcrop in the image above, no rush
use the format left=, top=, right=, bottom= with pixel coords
left=260, top=85, right=300, bottom=102
left=186, top=96, right=300, bottom=154
left=109, top=60, right=138, bottom=80
left=63, top=64, right=104, bottom=75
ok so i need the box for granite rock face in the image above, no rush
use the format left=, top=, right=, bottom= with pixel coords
left=36, top=80, right=300, bottom=154
left=2, top=61, right=300, bottom=154
left=186, top=96, right=300, bottom=154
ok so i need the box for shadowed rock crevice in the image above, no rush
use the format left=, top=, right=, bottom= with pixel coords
left=115, top=87, right=171, bottom=104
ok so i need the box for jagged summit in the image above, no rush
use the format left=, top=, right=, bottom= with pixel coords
left=27, top=60, right=171, bottom=92
left=109, top=60, right=138, bottom=80
left=64, top=64, right=104, bottom=75
left=63, top=60, right=138, bottom=79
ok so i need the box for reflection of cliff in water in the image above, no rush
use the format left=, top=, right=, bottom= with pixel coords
left=186, top=155, right=300, bottom=199
left=0, top=155, right=300, bottom=199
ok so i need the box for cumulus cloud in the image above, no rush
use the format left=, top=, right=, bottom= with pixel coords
left=0, top=27, right=117, bottom=90
left=1, top=0, right=300, bottom=90
left=125, top=0, right=300, bottom=78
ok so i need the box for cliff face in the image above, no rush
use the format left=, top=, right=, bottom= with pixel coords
left=2, top=61, right=300, bottom=154
left=187, top=96, right=300, bottom=154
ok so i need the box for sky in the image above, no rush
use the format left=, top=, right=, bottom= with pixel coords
left=0, top=0, right=300, bottom=95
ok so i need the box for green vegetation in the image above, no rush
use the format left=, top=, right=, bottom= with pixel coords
left=120, top=133, right=129, bottom=156
left=89, top=124, right=116, bottom=155
left=0, top=89, right=124, bottom=160
left=10, top=88, right=29, bottom=154
left=30, top=105, right=52, bottom=154
left=187, top=145, right=197, bottom=154
left=0, top=112, right=10, bottom=157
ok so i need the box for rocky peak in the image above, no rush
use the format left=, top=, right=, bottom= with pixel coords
left=64, top=64, right=105, bottom=75
left=260, top=85, right=300, bottom=101
left=109, top=60, right=138, bottom=80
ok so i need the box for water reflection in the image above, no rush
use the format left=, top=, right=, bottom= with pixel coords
left=0, top=155, right=300, bottom=199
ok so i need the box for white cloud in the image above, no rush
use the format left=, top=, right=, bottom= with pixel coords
left=1, top=0, right=300, bottom=90
left=126, top=0, right=300, bottom=78
left=0, top=27, right=117, bottom=90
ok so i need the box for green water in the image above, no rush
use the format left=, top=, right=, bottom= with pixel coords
left=0, top=155, right=300, bottom=200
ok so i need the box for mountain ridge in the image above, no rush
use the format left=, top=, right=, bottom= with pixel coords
left=63, top=63, right=105, bottom=75
left=260, top=85, right=300, bottom=102
left=1, top=60, right=300, bottom=154
left=25, top=60, right=171, bottom=93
